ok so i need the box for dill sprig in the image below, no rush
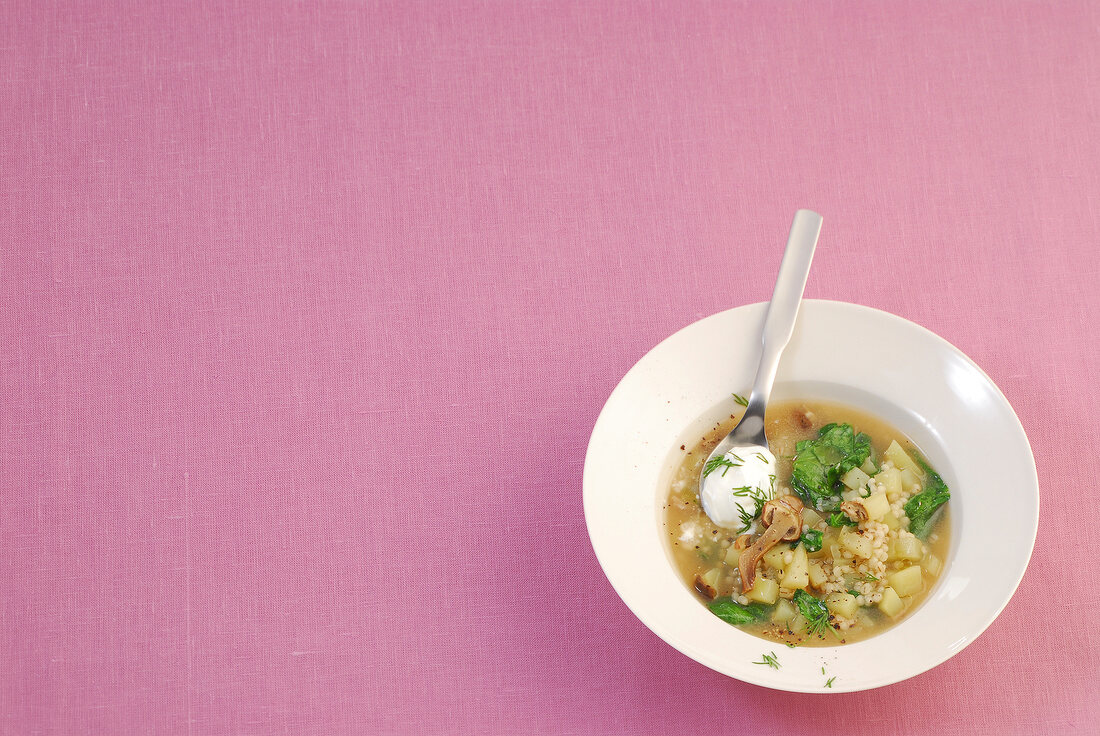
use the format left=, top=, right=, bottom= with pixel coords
left=730, top=484, right=770, bottom=533
left=703, top=455, right=742, bottom=478
left=752, top=651, right=781, bottom=670
left=806, top=609, right=832, bottom=638
left=736, top=502, right=760, bottom=532
left=794, top=590, right=840, bottom=640
left=729, top=485, right=761, bottom=497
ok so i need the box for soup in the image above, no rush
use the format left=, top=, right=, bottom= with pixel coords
left=664, top=398, right=951, bottom=646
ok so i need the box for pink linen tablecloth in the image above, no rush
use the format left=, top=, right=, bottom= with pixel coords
left=3, top=2, right=1099, bottom=734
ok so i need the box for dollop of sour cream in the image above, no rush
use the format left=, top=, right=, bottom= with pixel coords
left=700, top=446, right=778, bottom=529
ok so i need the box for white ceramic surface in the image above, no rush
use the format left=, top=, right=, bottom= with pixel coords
left=583, top=300, right=1039, bottom=693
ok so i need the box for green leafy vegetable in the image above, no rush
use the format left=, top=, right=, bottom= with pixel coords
left=903, top=456, right=950, bottom=538
left=732, top=393, right=750, bottom=407
left=828, top=511, right=858, bottom=527
left=793, top=590, right=836, bottom=639
left=791, top=423, right=872, bottom=509
left=707, top=598, right=770, bottom=626
left=797, top=529, right=823, bottom=553
left=752, top=651, right=781, bottom=669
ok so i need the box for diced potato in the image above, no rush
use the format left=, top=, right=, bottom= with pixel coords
left=802, top=508, right=823, bottom=528
left=793, top=543, right=808, bottom=566
left=787, top=613, right=808, bottom=634
left=724, top=546, right=740, bottom=566
left=888, top=536, right=923, bottom=562
left=841, top=467, right=871, bottom=490
left=885, top=440, right=921, bottom=476
left=839, top=528, right=873, bottom=558
left=887, top=565, right=923, bottom=597
left=771, top=598, right=796, bottom=624
left=808, top=559, right=829, bottom=588
left=879, top=467, right=902, bottom=498
left=763, top=544, right=790, bottom=571
left=860, top=457, right=877, bottom=475
left=746, top=576, right=779, bottom=604
left=879, top=586, right=904, bottom=617
left=857, top=492, right=890, bottom=522
left=701, top=567, right=722, bottom=590
left=694, top=568, right=721, bottom=598
left=825, top=592, right=859, bottom=619
left=780, top=544, right=810, bottom=590
left=899, top=467, right=921, bottom=493
left=881, top=510, right=901, bottom=531
left=921, top=554, right=943, bottom=577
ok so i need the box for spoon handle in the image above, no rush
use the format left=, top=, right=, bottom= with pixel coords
left=741, top=210, right=823, bottom=430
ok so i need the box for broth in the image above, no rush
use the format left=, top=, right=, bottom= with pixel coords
left=664, top=398, right=950, bottom=646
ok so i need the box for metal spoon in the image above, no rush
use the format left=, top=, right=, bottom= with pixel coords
left=699, top=210, right=822, bottom=523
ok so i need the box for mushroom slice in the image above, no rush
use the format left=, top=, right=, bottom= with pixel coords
left=694, top=574, right=718, bottom=600
left=761, top=495, right=804, bottom=540
left=795, top=408, right=814, bottom=429
left=737, top=495, right=804, bottom=592
left=840, top=500, right=869, bottom=523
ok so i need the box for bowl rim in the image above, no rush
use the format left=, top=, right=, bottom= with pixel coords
left=583, top=299, right=1039, bottom=693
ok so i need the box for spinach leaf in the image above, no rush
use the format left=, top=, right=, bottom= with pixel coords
left=790, top=423, right=872, bottom=509
left=708, top=598, right=771, bottom=626
left=904, top=456, right=950, bottom=538
left=798, top=529, right=823, bottom=553
left=827, top=510, right=858, bottom=527
left=793, top=590, right=833, bottom=637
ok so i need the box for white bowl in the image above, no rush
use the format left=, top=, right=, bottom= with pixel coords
left=583, top=300, right=1038, bottom=693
